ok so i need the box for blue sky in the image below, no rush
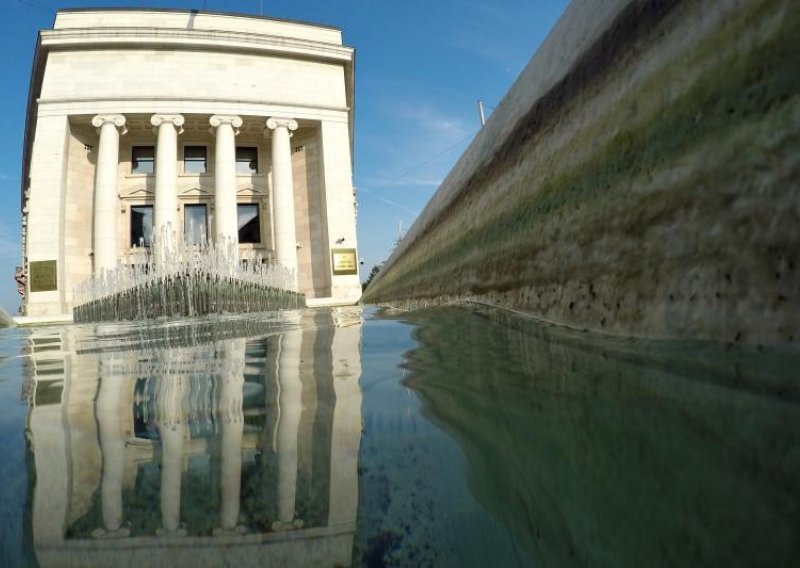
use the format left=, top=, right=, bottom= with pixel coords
left=0, top=0, right=568, bottom=315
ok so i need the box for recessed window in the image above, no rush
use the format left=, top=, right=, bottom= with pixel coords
left=130, top=205, right=153, bottom=247
left=237, top=204, right=261, bottom=243
left=236, top=147, right=258, bottom=174
left=131, top=146, right=155, bottom=174
left=184, top=204, right=208, bottom=245
left=183, top=146, right=207, bottom=174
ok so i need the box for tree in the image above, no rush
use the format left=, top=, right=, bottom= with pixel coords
left=362, top=264, right=380, bottom=292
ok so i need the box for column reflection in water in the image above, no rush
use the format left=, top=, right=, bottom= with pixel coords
left=216, top=338, right=245, bottom=535
left=274, top=319, right=303, bottom=530
left=93, top=355, right=128, bottom=538
left=23, top=309, right=363, bottom=567
left=155, top=351, right=187, bottom=536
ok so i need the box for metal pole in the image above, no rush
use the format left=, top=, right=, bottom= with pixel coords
left=477, top=99, right=486, bottom=127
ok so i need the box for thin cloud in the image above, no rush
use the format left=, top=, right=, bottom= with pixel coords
left=393, top=103, right=471, bottom=142
left=373, top=195, right=419, bottom=218
left=359, top=186, right=420, bottom=218
left=434, top=2, right=547, bottom=71
left=362, top=176, right=442, bottom=188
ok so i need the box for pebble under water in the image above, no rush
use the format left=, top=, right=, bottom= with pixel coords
left=0, top=305, right=797, bottom=567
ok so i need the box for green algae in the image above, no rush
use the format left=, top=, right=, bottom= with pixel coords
left=366, top=0, right=800, bottom=319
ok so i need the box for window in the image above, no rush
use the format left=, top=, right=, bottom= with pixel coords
left=183, top=146, right=207, bottom=174
left=130, top=205, right=153, bottom=247
left=131, top=146, right=155, bottom=174
left=236, top=147, right=258, bottom=174
left=237, top=204, right=261, bottom=243
left=184, top=204, right=208, bottom=245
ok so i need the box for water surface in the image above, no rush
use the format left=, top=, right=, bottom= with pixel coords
left=0, top=306, right=797, bottom=566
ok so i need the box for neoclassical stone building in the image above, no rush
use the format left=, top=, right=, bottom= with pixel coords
left=20, top=8, right=361, bottom=318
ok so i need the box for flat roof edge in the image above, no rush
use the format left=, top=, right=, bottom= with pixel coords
left=55, top=7, right=342, bottom=32
left=39, top=28, right=354, bottom=60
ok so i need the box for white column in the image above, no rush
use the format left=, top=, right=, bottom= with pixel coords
left=150, top=114, right=184, bottom=263
left=90, top=114, right=126, bottom=275
left=210, top=115, right=243, bottom=253
left=272, top=325, right=303, bottom=530
left=266, top=117, right=299, bottom=286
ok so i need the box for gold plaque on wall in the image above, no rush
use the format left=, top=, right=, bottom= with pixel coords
left=331, top=248, right=358, bottom=276
left=29, top=260, right=58, bottom=292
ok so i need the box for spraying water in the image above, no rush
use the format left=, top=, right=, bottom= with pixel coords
left=74, top=225, right=304, bottom=322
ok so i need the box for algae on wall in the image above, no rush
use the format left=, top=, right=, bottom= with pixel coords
left=364, top=0, right=800, bottom=347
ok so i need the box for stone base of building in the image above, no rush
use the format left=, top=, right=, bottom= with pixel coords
left=13, top=314, right=74, bottom=327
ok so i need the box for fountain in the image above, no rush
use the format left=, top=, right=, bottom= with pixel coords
left=74, top=226, right=305, bottom=323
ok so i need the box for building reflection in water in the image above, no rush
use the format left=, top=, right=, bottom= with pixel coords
left=23, top=308, right=363, bottom=567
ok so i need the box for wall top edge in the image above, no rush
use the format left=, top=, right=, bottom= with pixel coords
left=53, top=9, right=343, bottom=46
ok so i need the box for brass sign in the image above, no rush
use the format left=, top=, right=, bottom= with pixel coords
left=331, top=248, right=358, bottom=276
left=29, top=260, right=58, bottom=292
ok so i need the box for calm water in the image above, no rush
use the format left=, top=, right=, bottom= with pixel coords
left=0, top=306, right=797, bottom=567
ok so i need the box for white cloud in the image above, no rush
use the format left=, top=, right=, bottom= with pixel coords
left=393, top=103, right=471, bottom=143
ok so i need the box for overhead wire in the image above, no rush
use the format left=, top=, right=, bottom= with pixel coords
left=357, top=129, right=478, bottom=220
left=360, top=129, right=477, bottom=198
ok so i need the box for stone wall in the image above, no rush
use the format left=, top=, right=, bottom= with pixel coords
left=363, top=0, right=800, bottom=347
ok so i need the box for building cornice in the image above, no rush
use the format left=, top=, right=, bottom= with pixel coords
left=34, top=97, right=351, bottom=121
left=40, top=27, right=354, bottom=64
left=55, top=7, right=342, bottom=33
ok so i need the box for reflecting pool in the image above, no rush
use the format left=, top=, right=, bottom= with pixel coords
left=0, top=306, right=798, bottom=566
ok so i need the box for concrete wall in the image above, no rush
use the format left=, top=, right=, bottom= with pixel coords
left=363, top=0, right=800, bottom=347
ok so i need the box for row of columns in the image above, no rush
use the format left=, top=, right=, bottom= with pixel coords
left=91, top=113, right=299, bottom=280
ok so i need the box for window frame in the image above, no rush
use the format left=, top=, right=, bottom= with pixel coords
left=131, top=146, right=155, bottom=175
left=183, top=203, right=209, bottom=246
left=183, top=145, right=208, bottom=174
left=235, top=147, right=259, bottom=175
left=237, top=203, right=261, bottom=244
left=130, top=205, right=154, bottom=248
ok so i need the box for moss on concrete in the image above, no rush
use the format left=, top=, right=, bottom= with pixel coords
left=365, top=0, right=800, bottom=346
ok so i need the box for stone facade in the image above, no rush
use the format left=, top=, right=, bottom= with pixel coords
left=20, top=9, right=361, bottom=318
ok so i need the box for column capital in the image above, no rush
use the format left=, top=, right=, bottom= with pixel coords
left=91, top=114, right=126, bottom=133
left=150, top=114, right=185, bottom=129
left=210, top=115, right=243, bottom=129
left=266, top=117, right=298, bottom=132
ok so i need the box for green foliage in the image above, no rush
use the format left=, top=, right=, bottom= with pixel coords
left=363, top=264, right=381, bottom=291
